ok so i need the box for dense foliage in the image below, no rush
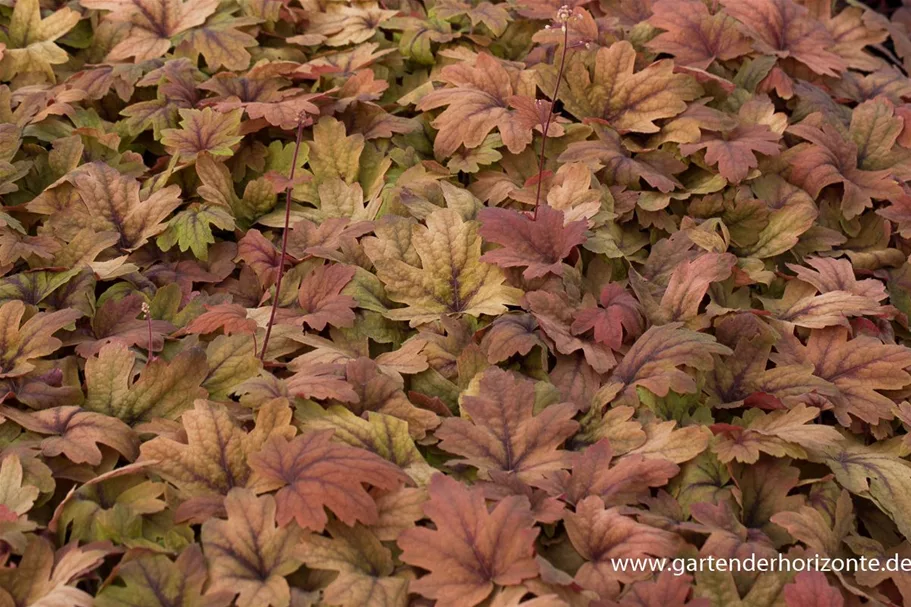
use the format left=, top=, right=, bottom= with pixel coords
left=2, top=0, right=911, bottom=604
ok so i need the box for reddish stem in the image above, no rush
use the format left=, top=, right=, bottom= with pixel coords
left=259, top=116, right=307, bottom=362
left=532, top=20, right=570, bottom=221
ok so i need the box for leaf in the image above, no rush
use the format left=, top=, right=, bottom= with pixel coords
left=297, top=522, right=408, bottom=607
left=0, top=0, right=80, bottom=82
left=480, top=313, right=545, bottom=363
left=397, top=474, right=539, bottom=607
left=436, top=367, right=578, bottom=482
left=693, top=568, right=794, bottom=607
left=73, top=294, right=173, bottom=358
left=218, top=92, right=321, bottom=132
left=140, top=399, right=294, bottom=497
left=332, top=357, right=440, bottom=439
left=631, top=253, right=736, bottom=325
left=60, top=162, right=183, bottom=251
left=238, top=229, right=282, bottom=287
left=710, top=404, right=843, bottom=464
left=628, top=419, right=711, bottom=464
left=84, top=343, right=208, bottom=424
left=566, top=496, right=681, bottom=598
left=647, top=0, right=752, bottom=69
left=0, top=454, right=39, bottom=519
left=782, top=572, right=844, bottom=607
left=283, top=264, right=357, bottom=331
left=201, top=488, right=304, bottom=607
left=526, top=290, right=618, bottom=373
left=773, top=326, right=911, bottom=425
left=364, top=209, right=522, bottom=326
left=435, top=0, right=511, bottom=36
left=301, top=407, right=435, bottom=483
left=805, top=438, right=911, bottom=540
left=533, top=439, right=679, bottom=507
left=81, top=0, right=220, bottom=62
left=301, top=6, right=399, bottom=47
left=180, top=11, right=259, bottom=72
left=161, top=108, right=244, bottom=163
left=571, top=284, right=644, bottom=351
left=203, top=334, right=262, bottom=400
left=157, top=204, right=236, bottom=261
left=679, top=101, right=782, bottom=183
left=598, top=572, right=709, bottom=607
left=95, top=545, right=232, bottom=607
left=760, top=282, right=884, bottom=329
left=719, top=0, right=845, bottom=75
left=0, top=536, right=110, bottom=605
left=285, top=360, right=359, bottom=402
left=248, top=429, right=407, bottom=531
left=740, top=178, right=817, bottom=258
left=416, top=52, right=536, bottom=157
left=770, top=489, right=853, bottom=556
left=0, top=300, right=80, bottom=379
left=560, top=41, right=702, bottom=132
left=609, top=323, right=732, bottom=404
left=186, top=303, right=257, bottom=336
left=789, top=114, right=901, bottom=219
left=0, top=405, right=139, bottom=465
left=559, top=123, right=685, bottom=193
left=477, top=205, right=588, bottom=279
left=307, top=117, right=361, bottom=186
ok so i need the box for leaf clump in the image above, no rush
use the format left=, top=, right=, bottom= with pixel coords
left=2, top=0, right=911, bottom=605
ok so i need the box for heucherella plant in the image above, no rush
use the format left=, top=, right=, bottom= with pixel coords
left=0, top=0, right=911, bottom=605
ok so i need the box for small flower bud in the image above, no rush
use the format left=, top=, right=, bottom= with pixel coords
left=141, top=302, right=151, bottom=317
left=555, top=5, right=572, bottom=23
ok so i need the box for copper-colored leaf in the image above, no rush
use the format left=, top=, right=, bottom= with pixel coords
left=647, top=0, right=752, bottom=69
left=397, top=474, right=539, bottom=607
left=283, top=264, right=357, bottom=331
left=566, top=496, right=681, bottom=598
left=81, top=0, right=219, bottom=62
left=185, top=303, right=257, bottom=336
left=534, top=439, right=679, bottom=507
left=140, top=399, right=294, bottom=497
left=783, top=572, right=844, bottom=607
left=416, top=53, right=536, bottom=157
left=478, top=205, right=588, bottom=279
left=561, top=41, right=702, bottom=132
left=201, top=488, right=304, bottom=607
left=571, top=284, right=643, bottom=351
left=0, top=405, right=139, bottom=465
left=435, top=367, right=578, bottom=482
left=609, top=323, right=732, bottom=404
left=248, top=429, right=407, bottom=531
left=773, top=327, right=911, bottom=425
left=161, top=108, right=244, bottom=162
left=720, top=0, right=845, bottom=75
left=40, top=162, right=183, bottom=252
left=0, top=300, right=80, bottom=379
left=298, top=522, right=408, bottom=607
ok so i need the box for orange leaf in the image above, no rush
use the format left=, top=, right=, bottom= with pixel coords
left=416, top=53, right=536, bottom=157
left=248, top=429, right=408, bottom=531
left=397, top=474, right=539, bottom=607
left=720, top=0, right=845, bottom=76
left=435, top=367, right=578, bottom=482
left=478, top=205, right=588, bottom=279
left=647, top=0, right=752, bottom=69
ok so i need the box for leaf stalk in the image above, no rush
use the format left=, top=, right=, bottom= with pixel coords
left=259, top=116, right=307, bottom=362
left=533, top=7, right=572, bottom=221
